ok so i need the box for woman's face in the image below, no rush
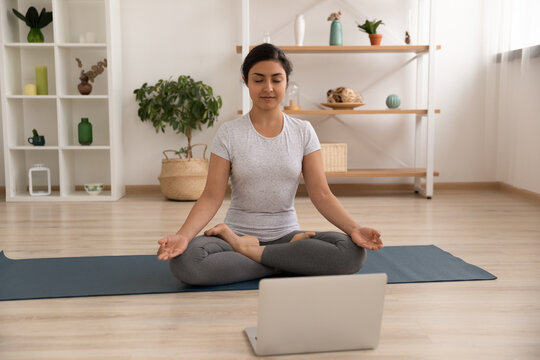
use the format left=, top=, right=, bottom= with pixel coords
left=245, top=60, right=287, bottom=112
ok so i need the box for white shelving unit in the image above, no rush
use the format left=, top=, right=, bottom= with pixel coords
left=238, top=0, right=440, bottom=198
left=0, top=0, right=124, bottom=201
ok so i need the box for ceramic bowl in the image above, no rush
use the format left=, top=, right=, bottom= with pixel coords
left=84, top=183, right=104, bottom=195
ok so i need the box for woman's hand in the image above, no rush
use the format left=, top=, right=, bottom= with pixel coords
left=350, top=227, right=383, bottom=251
left=157, top=233, right=190, bottom=261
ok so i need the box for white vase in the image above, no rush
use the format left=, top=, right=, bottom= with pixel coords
left=295, top=14, right=305, bottom=46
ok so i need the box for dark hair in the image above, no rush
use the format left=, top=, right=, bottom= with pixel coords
left=241, top=43, right=293, bottom=84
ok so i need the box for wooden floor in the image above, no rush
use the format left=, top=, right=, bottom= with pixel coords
left=1, top=189, right=539, bottom=359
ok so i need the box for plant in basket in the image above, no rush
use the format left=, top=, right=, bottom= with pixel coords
left=133, top=75, right=222, bottom=200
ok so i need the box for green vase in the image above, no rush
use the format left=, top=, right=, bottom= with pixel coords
left=78, top=118, right=93, bottom=145
left=329, top=20, right=343, bottom=46
left=28, top=28, right=44, bottom=43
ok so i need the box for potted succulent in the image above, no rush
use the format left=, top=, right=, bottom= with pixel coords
left=357, top=19, right=384, bottom=46
left=12, top=7, right=53, bottom=43
left=133, top=75, right=222, bottom=200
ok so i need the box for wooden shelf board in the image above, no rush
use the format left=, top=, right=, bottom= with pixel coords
left=5, top=42, right=54, bottom=48
left=324, top=168, right=440, bottom=178
left=7, top=191, right=116, bottom=202
left=237, top=109, right=440, bottom=115
left=9, top=146, right=59, bottom=150
left=7, top=95, right=56, bottom=99
left=236, top=45, right=441, bottom=54
left=57, top=43, right=107, bottom=48
left=62, top=146, right=110, bottom=150
left=59, top=95, right=108, bottom=99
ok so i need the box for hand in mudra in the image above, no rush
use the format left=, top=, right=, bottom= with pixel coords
left=351, top=227, right=383, bottom=251
left=157, top=233, right=190, bottom=261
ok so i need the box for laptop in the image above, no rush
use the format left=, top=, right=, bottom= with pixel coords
left=244, top=273, right=387, bottom=356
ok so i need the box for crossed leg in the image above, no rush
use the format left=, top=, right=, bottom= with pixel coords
left=204, top=223, right=316, bottom=263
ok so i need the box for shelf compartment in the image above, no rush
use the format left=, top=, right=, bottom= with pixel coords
left=324, top=168, right=440, bottom=178
left=5, top=97, right=58, bottom=146
left=56, top=46, right=108, bottom=96
left=54, top=0, right=106, bottom=44
left=2, top=0, right=54, bottom=43
left=2, top=46, right=56, bottom=95
left=236, top=45, right=442, bottom=54
left=58, top=98, right=109, bottom=146
left=60, top=148, right=111, bottom=197
left=6, top=148, right=60, bottom=198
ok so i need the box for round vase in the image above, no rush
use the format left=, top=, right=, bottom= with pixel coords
left=386, top=94, right=401, bottom=109
left=329, top=20, right=342, bottom=46
left=78, top=74, right=93, bottom=95
left=295, top=14, right=305, bottom=46
left=78, top=117, right=93, bottom=145
left=27, top=28, right=44, bottom=43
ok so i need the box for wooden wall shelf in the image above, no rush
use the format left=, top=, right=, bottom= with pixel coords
left=237, top=109, right=441, bottom=115
left=236, top=45, right=442, bottom=54
left=324, top=168, right=440, bottom=178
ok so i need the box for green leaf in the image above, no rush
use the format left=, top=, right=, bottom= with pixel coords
left=356, top=19, right=384, bottom=34
left=37, top=8, right=53, bottom=29
left=12, top=9, right=30, bottom=26
left=26, top=7, right=39, bottom=28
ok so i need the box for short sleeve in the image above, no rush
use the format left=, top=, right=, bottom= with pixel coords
left=210, top=123, right=231, bottom=161
left=303, top=121, right=321, bottom=156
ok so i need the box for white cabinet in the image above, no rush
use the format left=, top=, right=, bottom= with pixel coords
left=0, top=0, right=123, bottom=201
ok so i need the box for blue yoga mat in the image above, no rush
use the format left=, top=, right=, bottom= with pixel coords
left=0, top=245, right=496, bottom=301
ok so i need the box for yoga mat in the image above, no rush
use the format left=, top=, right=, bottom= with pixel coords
left=0, top=245, right=496, bottom=301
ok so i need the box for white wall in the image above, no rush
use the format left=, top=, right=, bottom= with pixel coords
left=120, top=0, right=498, bottom=186
left=494, top=54, right=540, bottom=194
left=1, top=0, right=537, bottom=193
left=121, top=0, right=241, bottom=185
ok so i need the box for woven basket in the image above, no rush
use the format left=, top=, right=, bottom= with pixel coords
left=158, top=144, right=209, bottom=201
left=321, top=143, right=347, bottom=172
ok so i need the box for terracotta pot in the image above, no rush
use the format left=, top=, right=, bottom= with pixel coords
left=369, top=33, right=383, bottom=46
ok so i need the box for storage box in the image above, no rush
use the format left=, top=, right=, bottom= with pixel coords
left=320, top=143, right=347, bottom=172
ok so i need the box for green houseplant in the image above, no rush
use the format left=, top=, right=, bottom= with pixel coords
left=133, top=75, right=222, bottom=200
left=356, top=19, right=384, bottom=46
left=12, top=7, right=53, bottom=43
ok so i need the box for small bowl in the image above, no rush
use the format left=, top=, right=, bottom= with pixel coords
left=84, top=183, right=104, bottom=195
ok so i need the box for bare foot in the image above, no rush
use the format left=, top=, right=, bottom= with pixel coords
left=205, top=223, right=264, bottom=262
left=291, top=231, right=316, bottom=242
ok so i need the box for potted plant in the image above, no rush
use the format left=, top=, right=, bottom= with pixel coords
left=12, top=7, right=53, bottom=43
left=133, top=75, right=222, bottom=200
left=356, top=19, right=384, bottom=46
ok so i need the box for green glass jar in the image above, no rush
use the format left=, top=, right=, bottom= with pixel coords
left=78, top=117, right=93, bottom=145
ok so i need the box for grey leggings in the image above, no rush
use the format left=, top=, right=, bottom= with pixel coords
left=169, top=231, right=366, bottom=286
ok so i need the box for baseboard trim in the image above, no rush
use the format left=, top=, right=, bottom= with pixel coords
left=125, top=182, right=506, bottom=196
left=497, top=182, right=540, bottom=202
left=3, top=183, right=537, bottom=201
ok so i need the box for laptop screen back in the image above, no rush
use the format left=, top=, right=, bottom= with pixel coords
left=255, top=273, right=387, bottom=355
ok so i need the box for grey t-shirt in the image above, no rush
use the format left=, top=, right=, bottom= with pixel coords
left=211, top=113, right=321, bottom=241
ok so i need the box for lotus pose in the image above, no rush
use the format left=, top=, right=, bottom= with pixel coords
left=157, top=43, right=383, bottom=285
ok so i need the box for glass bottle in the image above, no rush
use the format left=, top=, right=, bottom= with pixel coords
left=283, top=81, right=301, bottom=110
left=78, top=117, right=93, bottom=145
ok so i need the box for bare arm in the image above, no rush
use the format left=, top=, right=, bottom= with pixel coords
left=157, top=153, right=230, bottom=260
left=302, top=150, right=383, bottom=250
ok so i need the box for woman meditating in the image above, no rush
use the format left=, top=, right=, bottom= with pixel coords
left=157, top=43, right=383, bottom=286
